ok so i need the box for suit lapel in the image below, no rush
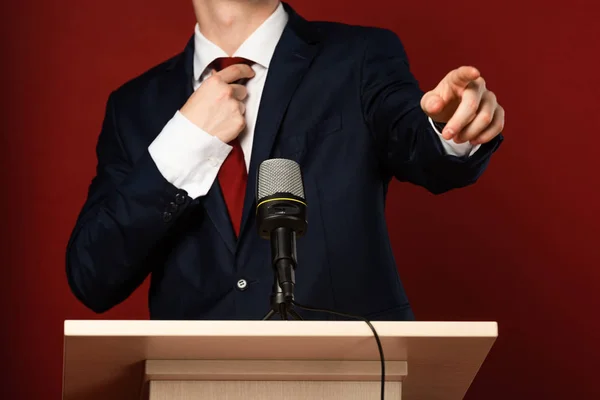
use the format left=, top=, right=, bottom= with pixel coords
left=238, top=6, right=322, bottom=243
left=203, top=182, right=237, bottom=254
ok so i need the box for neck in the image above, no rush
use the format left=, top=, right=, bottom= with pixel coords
left=193, top=0, right=281, bottom=55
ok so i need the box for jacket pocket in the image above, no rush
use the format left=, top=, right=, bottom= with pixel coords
left=276, top=112, right=343, bottom=159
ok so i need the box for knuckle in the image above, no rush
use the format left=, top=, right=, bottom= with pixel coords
left=207, top=74, right=220, bottom=84
left=466, top=100, right=479, bottom=114
left=480, top=112, right=493, bottom=125
left=235, top=116, right=246, bottom=129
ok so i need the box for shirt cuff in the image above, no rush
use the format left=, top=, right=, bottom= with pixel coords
left=149, top=111, right=232, bottom=199
left=428, top=117, right=481, bottom=157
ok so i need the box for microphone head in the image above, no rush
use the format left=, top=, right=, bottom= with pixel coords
left=256, top=158, right=307, bottom=239
left=257, top=158, right=305, bottom=202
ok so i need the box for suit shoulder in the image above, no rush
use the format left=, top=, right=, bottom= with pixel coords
left=108, top=51, right=184, bottom=103
left=309, top=21, right=403, bottom=45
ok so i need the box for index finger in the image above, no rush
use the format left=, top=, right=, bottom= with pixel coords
left=216, top=64, right=255, bottom=84
left=447, top=66, right=481, bottom=89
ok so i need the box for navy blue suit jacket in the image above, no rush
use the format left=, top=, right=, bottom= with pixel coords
left=66, top=4, right=502, bottom=321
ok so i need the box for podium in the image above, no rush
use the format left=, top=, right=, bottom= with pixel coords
left=62, top=320, right=497, bottom=400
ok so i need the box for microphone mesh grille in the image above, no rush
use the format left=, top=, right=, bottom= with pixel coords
left=257, top=159, right=305, bottom=201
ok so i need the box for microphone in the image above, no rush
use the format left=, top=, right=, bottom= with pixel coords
left=256, top=159, right=307, bottom=304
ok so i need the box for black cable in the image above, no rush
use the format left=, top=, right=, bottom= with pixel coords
left=291, top=301, right=385, bottom=400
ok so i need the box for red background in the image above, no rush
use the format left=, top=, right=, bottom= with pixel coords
left=2, top=0, right=599, bottom=398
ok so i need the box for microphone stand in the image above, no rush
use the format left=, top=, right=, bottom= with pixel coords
left=262, top=227, right=303, bottom=320
left=263, top=276, right=303, bottom=320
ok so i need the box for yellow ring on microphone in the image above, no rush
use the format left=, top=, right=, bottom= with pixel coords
left=256, top=197, right=307, bottom=210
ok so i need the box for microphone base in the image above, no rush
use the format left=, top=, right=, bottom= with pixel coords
left=262, top=307, right=303, bottom=321
left=262, top=275, right=303, bottom=321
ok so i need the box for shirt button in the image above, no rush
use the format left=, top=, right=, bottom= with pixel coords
left=208, top=157, right=219, bottom=167
left=236, top=279, right=248, bottom=291
left=162, top=212, right=173, bottom=223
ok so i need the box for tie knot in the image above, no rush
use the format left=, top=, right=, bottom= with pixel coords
left=212, top=57, right=254, bottom=72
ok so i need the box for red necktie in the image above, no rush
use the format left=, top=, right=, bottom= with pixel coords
left=211, top=57, right=253, bottom=237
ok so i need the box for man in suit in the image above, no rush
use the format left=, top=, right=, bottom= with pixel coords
left=66, top=0, right=504, bottom=321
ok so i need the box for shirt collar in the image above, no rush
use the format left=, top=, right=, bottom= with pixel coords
left=193, top=2, right=289, bottom=82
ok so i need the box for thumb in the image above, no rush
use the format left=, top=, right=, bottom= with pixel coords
left=420, top=91, right=445, bottom=116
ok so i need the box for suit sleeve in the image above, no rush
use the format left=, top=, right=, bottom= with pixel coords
left=360, top=28, right=503, bottom=194
left=65, top=92, right=194, bottom=313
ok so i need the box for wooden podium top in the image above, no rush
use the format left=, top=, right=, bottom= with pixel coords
left=63, top=320, right=497, bottom=400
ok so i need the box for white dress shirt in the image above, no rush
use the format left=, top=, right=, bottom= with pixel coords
left=148, top=3, right=479, bottom=199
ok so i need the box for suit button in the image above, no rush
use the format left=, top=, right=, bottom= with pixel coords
left=162, top=212, right=173, bottom=223
left=166, top=202, right=178, bottom=213
left=236, top=279, right=248, bottom=291
left=175, top=192, right=186, bottom=205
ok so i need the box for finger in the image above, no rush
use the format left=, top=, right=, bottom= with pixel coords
left=447, top=66, right=481, bottom=90
left=470, top=106, right=505, bottom=145
left=230, top=84, right=248, bottom=101
left=226, top=98, right=246, bottom=118
left=216, top=64, right=255, bottom=84
left=442, top=81, right=485, bottom=138
left=420, top=91, right=445, bottom=116
left=454, top=91, right=498, bottom=143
